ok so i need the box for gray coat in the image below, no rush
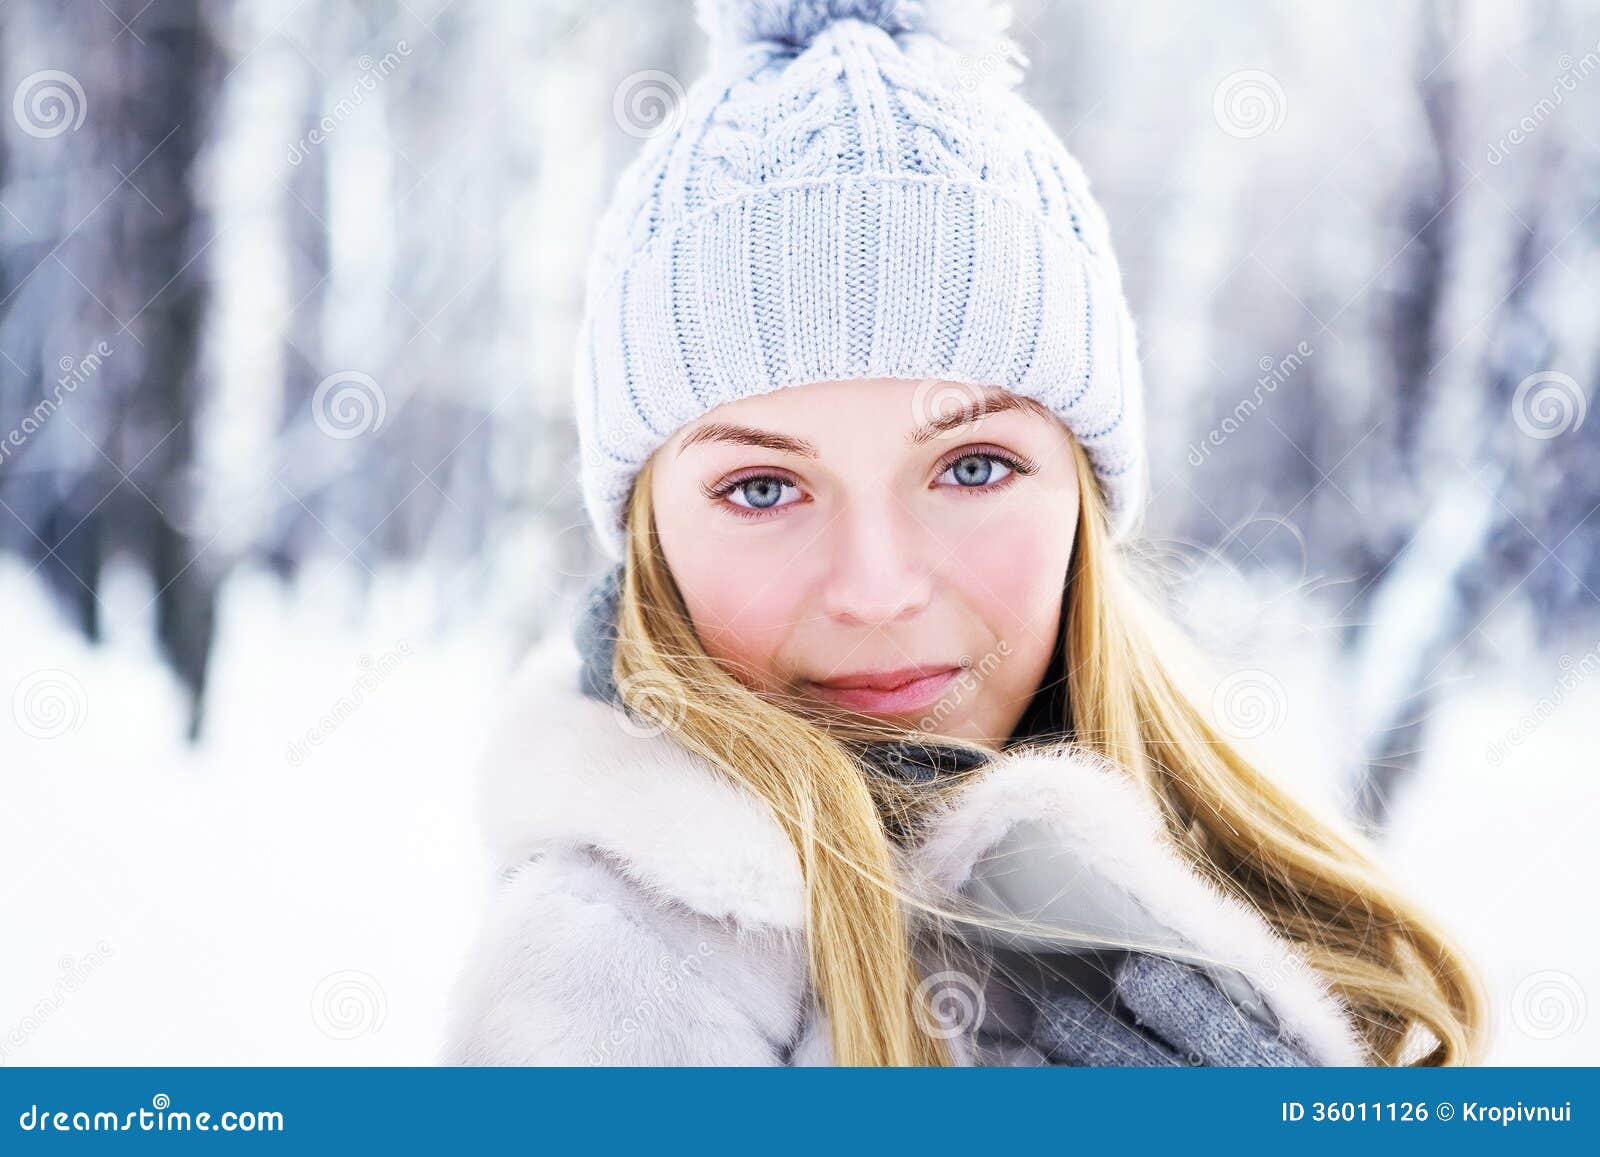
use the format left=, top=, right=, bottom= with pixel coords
left=441, top=571, right=1369, bottom=1067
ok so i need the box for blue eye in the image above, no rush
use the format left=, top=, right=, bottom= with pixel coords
left=712, top=474, right=801, bottom=517
left=707, top=445, right=1035, bottom=523
left=729, top=476, right=792, bottom=509
left=936, top=452, right=1019, bottom=489
left=945, top=454, right=1006, bottom=486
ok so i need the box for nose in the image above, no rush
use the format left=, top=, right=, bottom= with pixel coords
left=820, top=496, right=934, bottom=627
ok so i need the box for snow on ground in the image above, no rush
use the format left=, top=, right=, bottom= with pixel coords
left=1382, top=636, right=1600, bottom=1066
left=0, top=556, right=511, bottom=1065
left=1, top=558, right=1593, bottom=1065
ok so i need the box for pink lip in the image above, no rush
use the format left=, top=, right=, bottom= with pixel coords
left=803, top=666, right=963, bottom=715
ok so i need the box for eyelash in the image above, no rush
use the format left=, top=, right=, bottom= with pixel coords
left=703, top=445, right=1039, bottom=521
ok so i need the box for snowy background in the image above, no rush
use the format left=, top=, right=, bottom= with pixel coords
left=1, top=0, right=1596, bottom=1066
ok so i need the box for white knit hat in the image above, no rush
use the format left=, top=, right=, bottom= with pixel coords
left=574, top=0, right=1147, bottom=559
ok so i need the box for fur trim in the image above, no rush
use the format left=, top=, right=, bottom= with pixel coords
left=474, top=628, right=806, bottom=930
left=907, top=744, right=1369, bottom=1066
left=443, top=844, right=807, bottom=1064
left=468, top=622, right=1367, bottom=1065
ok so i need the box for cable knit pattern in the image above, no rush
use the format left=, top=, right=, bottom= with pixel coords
left=574, top=0, right=1148, bottom=559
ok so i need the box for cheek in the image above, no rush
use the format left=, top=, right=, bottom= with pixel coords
left=657, top=527, right=807, bottom=689
left=944, top=509, right=1074, bottom=698
left=953, top=513, right=1073, bottom=628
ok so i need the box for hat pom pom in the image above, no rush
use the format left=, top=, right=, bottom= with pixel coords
left=695, top=0, right=1022, bottom=65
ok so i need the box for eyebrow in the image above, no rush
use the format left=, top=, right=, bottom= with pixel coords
left=907, top=391, right=1052, bottom=444
left=675, top=390, right=1050, bottom=457
left=677, top=422, right=819, bottom=458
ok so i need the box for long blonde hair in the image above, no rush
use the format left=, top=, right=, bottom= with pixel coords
left=609, top=436, right=1488, bottom=1067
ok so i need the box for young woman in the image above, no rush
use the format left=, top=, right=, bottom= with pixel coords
left=444, top=0, right=1487, bottom=1066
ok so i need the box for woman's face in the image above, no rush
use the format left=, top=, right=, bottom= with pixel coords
left=649, top=378, right=1081, bottom=749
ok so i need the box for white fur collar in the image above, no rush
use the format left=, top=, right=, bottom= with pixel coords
left=476, top=626, right=808, bottom=929
left=472, top=623, right=1368, bottom=1066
